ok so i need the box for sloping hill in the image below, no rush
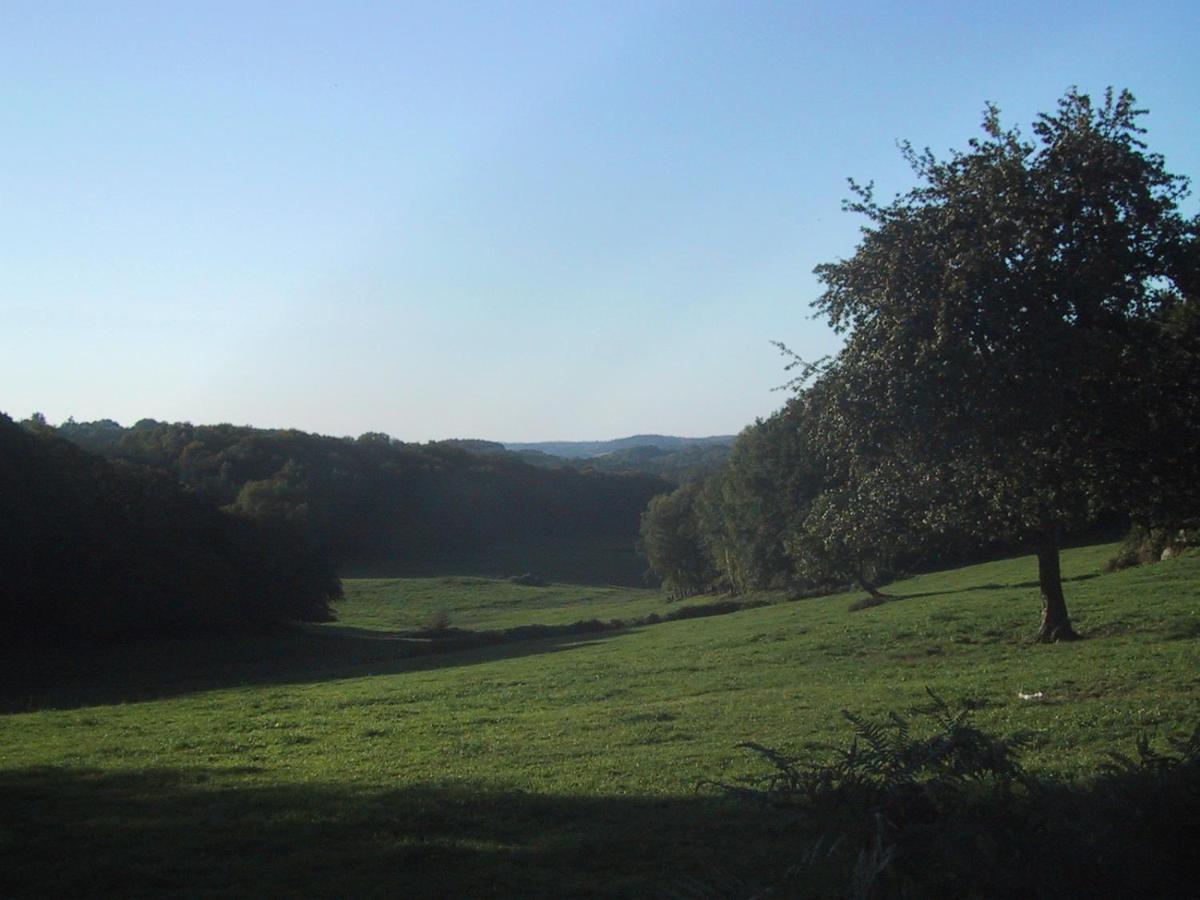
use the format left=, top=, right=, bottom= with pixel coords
left=3, top=544, right=1198, bottom=896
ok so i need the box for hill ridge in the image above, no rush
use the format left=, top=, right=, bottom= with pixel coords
left=503, top=434, right=735, bottom=459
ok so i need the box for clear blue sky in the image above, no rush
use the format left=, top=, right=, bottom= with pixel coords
left=3, top=1, right=1197, bottom=442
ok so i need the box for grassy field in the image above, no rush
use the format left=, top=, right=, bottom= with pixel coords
left=2, top=543, right=1199, bottom=896
left=339, top=536, right=651, bottom=587
left=337, top=576, right=664, bottom=632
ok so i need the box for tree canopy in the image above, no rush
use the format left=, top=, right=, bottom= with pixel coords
left=0, top=414, right=341, bottom=643
left=49, top=418, right=669, bottom=573
left=638, top=89, right=1198, bottom=640
left=807, top=88, right=1198, bottom=640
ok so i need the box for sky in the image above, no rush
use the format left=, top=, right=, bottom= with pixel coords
left=3, top=1, right=1198, bottom=442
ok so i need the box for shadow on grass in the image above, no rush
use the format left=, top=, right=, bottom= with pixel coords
left=0, top=627, right=621, bottom=715
left=4, top=760, right=1199, bottom=899
left=853, top=572, right=1103, bottom=609
left=0, top=765, right=796, bottom=899
left=1, top=595, right=772, bottom=715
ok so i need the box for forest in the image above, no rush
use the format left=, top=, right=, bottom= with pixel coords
left=2, top=413, right=668, bottom=643
left=1, top=414, right=340, bottom=641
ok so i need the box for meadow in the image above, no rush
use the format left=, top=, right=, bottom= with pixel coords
left=3, top=543, right=1199, bottom=897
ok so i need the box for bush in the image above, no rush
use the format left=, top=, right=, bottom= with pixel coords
left=711, top=692, right=1200, bottom=898
left=423, top=608, right=453, bottom=635
left=1109, top=524, right=1196, bottom=571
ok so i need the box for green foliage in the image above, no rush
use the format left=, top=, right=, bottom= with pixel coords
left=1101, top=723, right=1200, bottom=777
left=845, top=88, right=1190, bottom=521
left=699, top=401, right=825, bottom=592
left=638, top=400, right=914, bottom=600
left=797, top=88, right=1199, bottom=637
left=0, top=413, right=340, bottom=643
left=638, top=481, right=718, bottom=598
left=1109, top=523, right=1197, bottom=570
left=422, top=608, right=454, bottom=635
left=722, top=693, right=1200, bottom=897
left=726, top=691, right=1030, bottom=810
left=47, top=418, right=670, bottom=571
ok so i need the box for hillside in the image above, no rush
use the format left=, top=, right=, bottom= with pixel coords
left=503, top=433, right=735, bottom=459
left=3, top=544, right=1198, bottom=896
left=0, top=414, right=339, bottom=641
left=43, top=417, right=669, bottom=572
left=501, top=433, right=736, bottom=483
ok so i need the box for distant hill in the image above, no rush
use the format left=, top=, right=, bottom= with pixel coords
left=43, top=417, right=669, bottom=571
left=503, top=434, right=735, bottom=459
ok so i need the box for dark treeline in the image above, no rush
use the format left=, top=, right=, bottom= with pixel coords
left=48, top=417, right=669, bottom=570
left=641, top=89, right=1200, bottom=640
left=1, top=414, right=341, bottom=644
left=640, top=397, right=992, bottom=600
left=513, top=442, right=732, bottom=483
left=640, top=396, right=1116, bottom=600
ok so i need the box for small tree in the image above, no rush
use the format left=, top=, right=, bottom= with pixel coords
left=699, top=401, right=825, bottom=593
left=639, top=481, right=718, bottom=599
left=808, top=88, right=1197, bottom=641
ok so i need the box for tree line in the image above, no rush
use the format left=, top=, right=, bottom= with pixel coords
left=46, top=416, right=668, bottom=569
left=641, top=89, right=1200, bottom=640
left=5, top=414, right=668, bottom=644
left=1, top=414, right=341, bottom=643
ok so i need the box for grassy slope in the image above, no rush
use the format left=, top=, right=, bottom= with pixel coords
left=337, top=577, right=664, bottom=631
left=2, top=544, right=1198, bottom=896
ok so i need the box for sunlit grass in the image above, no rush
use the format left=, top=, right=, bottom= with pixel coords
left=338, top=576, right=666, bottom=632
left=2, top=543, right=1198, bottom=896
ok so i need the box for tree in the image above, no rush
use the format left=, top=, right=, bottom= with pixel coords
left=639, top=481, right=717, bottom=599
left=807, top=88, right=1197, bottom=641
left=691, top=403, right=817, bottom=592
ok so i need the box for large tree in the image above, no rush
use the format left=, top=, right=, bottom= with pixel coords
left=808, top=88, right=1197, bottom=641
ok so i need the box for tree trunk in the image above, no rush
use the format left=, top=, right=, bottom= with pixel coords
left=854, top=566, right=890, bottom=600
left=1035, top=539, right=1080, bottom=642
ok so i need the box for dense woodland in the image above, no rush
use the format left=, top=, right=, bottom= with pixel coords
left=641, top=89, right=1200, bottom=640
left=514, top=441, right=732, bottom=482
left=3, top=415, right=669, bottom=643
left=438, top=437, right=735, bottom=482
left=0, top=415, right=341, bottom=642
left=48, top=418, right=668, bottom=567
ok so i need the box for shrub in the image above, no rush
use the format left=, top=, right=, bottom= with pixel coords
left=711, top=692, right=1200, bottom=897
left=1108, top=524, right=1196, bottom=571
left=424, top=608, right=453, bottom=635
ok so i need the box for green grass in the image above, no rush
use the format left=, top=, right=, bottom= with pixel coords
left=339, top=536, right=651, bottom=587
left=2, top=543, right=1199, bottom=896
left=337, top=576, right=666, bottom=632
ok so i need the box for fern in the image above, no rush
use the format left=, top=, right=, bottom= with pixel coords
left=708, top=700, right=1200, bottom=898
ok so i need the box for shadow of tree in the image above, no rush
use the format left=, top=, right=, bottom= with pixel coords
left=0, top=766, right=798, bottom=899
left=0, top=595, right=766, bottom=716
left=0, top=627, right=623, bottom=715
left=4, top=758, right=1198, bottom=899
left=861, top=572, right=1103, bottom=606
